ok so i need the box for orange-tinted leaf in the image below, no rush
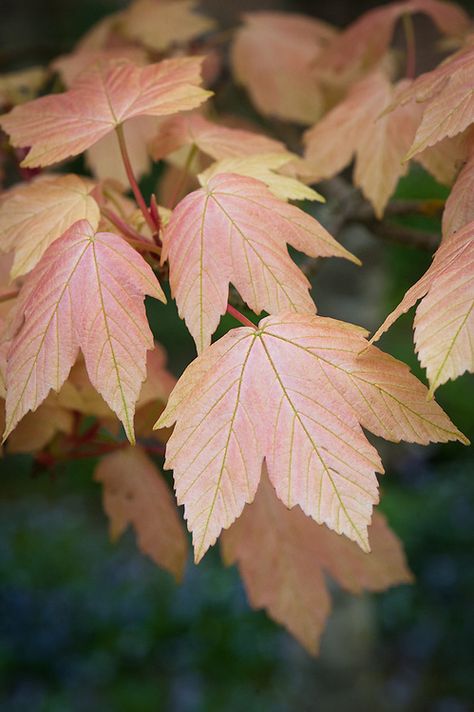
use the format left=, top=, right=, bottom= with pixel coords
left=151, top=111, right=286, bottom=163
left=57, top=343, right=175, bottom=422
left=157, top=162, right=200, bottom=208
left=137, top=342, right=176, bottom=406
left=416, top=132, right=468, bottom=186
left=372, top=223, right=474, bottom=393
left=0, top=173, right=100, bottom=278
left=0, top=57, right=211, bottom=168
left=163, top=173, right=357, bottom=352
left=5, top=220, right=165, bottom=443
left=442, top=137, right=474, bottom=236
left=6, top=396, right=73, bottom=454
left=52, top=47, right=147, bottom=88
left=222, top=474, right=412, bottom=654
left=315, top=0, right=469, bottom=83
left=395, top=44, right=474, bottom=158
left=121, top=0, right=216, bottom=51
left=95, top=445, right=188, bottom=580
left=303, top=73, right=421, bottom=217
left=231, top=12, right=335, bottom=124
left=156, top=313, right=464, bottom=561
left=57, top=358, right=114, bottom=420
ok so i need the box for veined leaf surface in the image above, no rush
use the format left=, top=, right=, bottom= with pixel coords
left=162, top=172, right=358, bottom=352
left=5, top=219, right=165, bottom=442
left=151, top=112, right=286, bottom=162
left=156, top=313, right=465, bottom=561
left=372, top=223, right=474, bottom=393
left=303, top=73, right=421, bottom=217
left=0, top=173, right=100, bottom=278
left=222, top=474, right=412, bottom=654
left=0, top=57, right=211, bottom=168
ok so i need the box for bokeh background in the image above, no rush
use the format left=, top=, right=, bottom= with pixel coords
left=0, top=1, right=473, bottom=710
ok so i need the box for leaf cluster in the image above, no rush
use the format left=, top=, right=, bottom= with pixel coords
left=0, top=0, right=472, bottom=653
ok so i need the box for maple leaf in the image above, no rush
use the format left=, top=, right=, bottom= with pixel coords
left=303, top=72, right=422, bottom=218
left=86, top=116, right=158, bottom=183
left=121, top=0, right=216, bottom=51
left=372, top=223, right=474, bottom=393
left=52, top=47, right=147, bottom=88
left=442, top=135, right=474, bottom=236
left=57, top=344, right=175, bottom=424
left=4, top=219, right=165, bottom=443
left=95, top=446, right=188, bottom=581
left=198, top=154, right=324, bottom=202
left=74, top=12, right=122, bottom=51
left=314, top=0, right=470, bottom=84
left=386, top=43, right=474, bottom=159
left=4, top=396, right=73, bottom=454
left=416, top=132, right=469, bottom=187
left=162, top=173, right=358, bottom=353
left=0, top=66, right=48, bottom=109
left=0, top=173, right=100, bottom=278
left=51, top=49, right=159, bottom=185
left=150, top=111, right=287, bottom=163
left=231, top=12, right=335, bottom=125
left=0, top=57, right=211, bottom=168
left=155, top=313, right=465, bottom=562
left=221, top=473, right=412, bottom=654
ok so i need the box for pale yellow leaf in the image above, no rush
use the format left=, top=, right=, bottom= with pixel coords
left=0, top=174, right=100, bottom=278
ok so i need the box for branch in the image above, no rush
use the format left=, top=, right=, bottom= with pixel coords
left=364, top=221, right=440, bottom=251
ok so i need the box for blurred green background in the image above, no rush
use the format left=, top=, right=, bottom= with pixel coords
left=0, top=1, right=473, bottom=710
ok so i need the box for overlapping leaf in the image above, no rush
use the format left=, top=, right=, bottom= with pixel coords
left=120, top=0, right=216, bottom=51
left=303, top=72, right=422, bottom=217
left=150, top=111, right=286, bottom=163
left=222, top=474, right=412, bottom=653
left=52, top=47, right=147, bottom=87
left=415, top=132, right=469, bottom=187
left=162, top=172, right=357, bottom=352
left=389, top=43, right=474, bottom=159
left=156, top=313, right=465, bottom=561
left=199, top=154, right=324, bottom=202
left=314, top=0, right=469, bottom=84
left=86, top=116, right=158, bottom=183
left=4, top=219, right=165, bottom=443
left=372, top=223, right=474, bottom=393
left=0, top=57, right=211, bottom=168
left=0, top=173, right=100, bottom=278
left=4, top=396, right=73, bottom=454
left=57, top=344, right=176, bottom=422
left=442, top=134, right=474, bottom=236
left=231, top=12, right=335, bottom=124
left=95, top=446, right=188, bottom=580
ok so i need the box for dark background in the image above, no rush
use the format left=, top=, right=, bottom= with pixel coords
left=0, top=2, right=473, bottom=711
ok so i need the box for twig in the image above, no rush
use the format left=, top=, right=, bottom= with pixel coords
left=364, top=221, right=440, bottom=251
left=226, top=303, right=257, bottom=329
left=115, top=124, right=156, bottom=233
left=102, top=207, right=162, bottom=256
left=402, top=13, right=417, bottom=80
